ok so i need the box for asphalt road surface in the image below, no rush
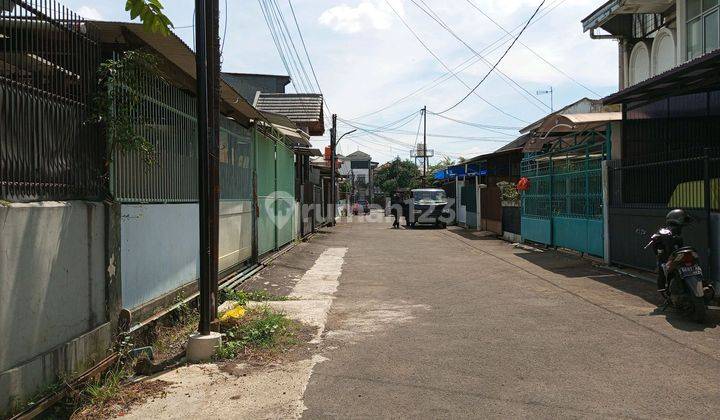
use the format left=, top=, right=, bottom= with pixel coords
left=298, top=214, right=720, bottom=418
left=121, top=213, right=720, bottom=419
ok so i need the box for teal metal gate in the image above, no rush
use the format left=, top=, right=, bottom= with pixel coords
left=521, top=132, right=608, bottom=257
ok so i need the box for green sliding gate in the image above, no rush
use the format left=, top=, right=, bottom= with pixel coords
left=520, top=132, right=608, bottom=257
left=255, top=128, right=296, bottom=256
left=276, top=140, right=296, bottom=247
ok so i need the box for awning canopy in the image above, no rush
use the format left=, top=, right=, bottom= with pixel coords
left=259, top=111, right=311, bottom=146
left=294, top=147, right=322, bottom=157
left=604, top=48, right=720, bottom=107
left=536, top=112, right=621, bottom=134
left=581, top=0, right=674, bottom=34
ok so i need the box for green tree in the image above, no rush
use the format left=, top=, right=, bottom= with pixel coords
left=374, top=158, right=422, bottom=197
left=339, top=180, right=351, bottom=194
left=126, top=0, right=174, bottom=36
left=425, top=156, right=455, bottom=186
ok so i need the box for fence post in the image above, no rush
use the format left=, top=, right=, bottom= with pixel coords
left=251, top=128, right=259, bottom=264
left=704, top=148, right=712, bottom=283
left=602, top=160, right=610, bottom=265
left=274, top=136, right=279, bottom=251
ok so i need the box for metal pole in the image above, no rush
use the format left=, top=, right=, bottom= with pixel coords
left=206, top=0, right=220, bottom=326
left=601, top=160, right=610, bottom=265
left=704, top=148, right=712, bottom=281
left=423, top=106, right=427, bottom=186
left=194, top=0, right=213, bottom=336
left=331, top=114, right=337, bottom=226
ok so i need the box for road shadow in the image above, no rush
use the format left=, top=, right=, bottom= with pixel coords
left=446, top=227, right=720, bottom=331
left=444, top=226, right=503, bottom=241
left=406, top=224, right=446, bottom=230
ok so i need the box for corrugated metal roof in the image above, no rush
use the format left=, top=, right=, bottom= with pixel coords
left=582, top=0, right=675, bottom=32
left=604, top=47, right=720, bottom=106
left=254, top=93, right=325, bottom=136
left=537, top=112, right=621, bottom=133
left=495, top=134, right=531, bottom=153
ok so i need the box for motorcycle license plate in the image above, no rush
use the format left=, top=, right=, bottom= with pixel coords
left=678, top=265, right=703, bottom=278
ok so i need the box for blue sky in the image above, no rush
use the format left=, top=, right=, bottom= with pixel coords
left=61, top=0, right=618, bottom=164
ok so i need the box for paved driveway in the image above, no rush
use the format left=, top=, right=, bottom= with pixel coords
left=300, top=215, right=720, bottom=418
left=119, top=214, right=720, bottom=419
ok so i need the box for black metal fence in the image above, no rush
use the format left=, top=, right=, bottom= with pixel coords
left=607, top=149, right=719, bottom=272
left=608, top=148, right=720, bottom=210
left=502, top=205, right=520, bottom=235
left=1, top=0, right=104, bottom=201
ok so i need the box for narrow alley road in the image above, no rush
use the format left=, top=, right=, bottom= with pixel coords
left=299, top=214, right=720, bottom=418
left=124, top=213, right=720, bottom=419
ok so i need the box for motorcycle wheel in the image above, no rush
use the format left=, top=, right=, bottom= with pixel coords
left=690, top=295, right=707, bottom=323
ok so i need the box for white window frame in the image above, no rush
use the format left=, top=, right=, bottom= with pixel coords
left=687, top=0, right=720, bottom=59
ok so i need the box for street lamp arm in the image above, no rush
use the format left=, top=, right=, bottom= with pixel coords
left=336, top=129, right=357, bottom=145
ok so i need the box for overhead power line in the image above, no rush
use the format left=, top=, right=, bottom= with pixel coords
left=382, top=0, right=528, bottom=124
left=464, top=0, right=601, bottom=97
left=427, top=111, right=521, bottom=132
left=266, top=0, right=314, bottom=92
left=410, top=0, right=549, bottom=112
left=257, top=0, right=295, bottom=92
left=438, top=0, right=547, bottom=115
left=258, top=0, right=330, bottom=128
left=345, top=118, right=516, bottom=140
left=342, top=110, right=420, bottom=133
left=287, top=0, right=331, bottom=113
left=350, top=0, right=564, bottom=121
left=338, top=119, right=417, bottom=148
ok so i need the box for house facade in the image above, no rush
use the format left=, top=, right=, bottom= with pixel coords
left=583, top=0, right=719, bottom=90
left=583, top=0, right=720, bottom=278
left=339, top=150, right=378, bottom=203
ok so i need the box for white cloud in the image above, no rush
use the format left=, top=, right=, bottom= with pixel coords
left=76, top=5, right=103, bottom=20
left=319, top=0, right=404, bottom=34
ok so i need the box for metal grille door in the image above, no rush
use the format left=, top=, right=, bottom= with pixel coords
left=255, top=129, right=277, bottom=255
left=521, top=134, right=607, bottom=257
left=276, top=141, right=296, bottom=247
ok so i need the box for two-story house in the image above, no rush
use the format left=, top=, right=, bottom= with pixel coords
left=582, top=0, right=719, bottom=277
left=339, top=150, right=378, bottom=203
left=583, top=0, right=718, bottom=90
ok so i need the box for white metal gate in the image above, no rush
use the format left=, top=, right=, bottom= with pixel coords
left=456, top=179, right=467, bottom=225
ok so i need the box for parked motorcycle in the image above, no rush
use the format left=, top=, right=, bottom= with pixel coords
left=645, top=209, right=715, bottom=322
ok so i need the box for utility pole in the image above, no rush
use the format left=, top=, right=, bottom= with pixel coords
left=423, top=106, right=427, bottom=186
left=330, top=114, right=337, bottom=226
left=206, top=0, right=220, bottom=328
left=187, top=0, right=221, bottom=361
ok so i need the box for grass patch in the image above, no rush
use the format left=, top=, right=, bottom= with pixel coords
left=215, top=306, right=298, bottom=360
left=220, top=289, right=291, bottom=305
left=49, top=353, right=168, bottom=419
left=149, top=301, right=200, bottom=362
